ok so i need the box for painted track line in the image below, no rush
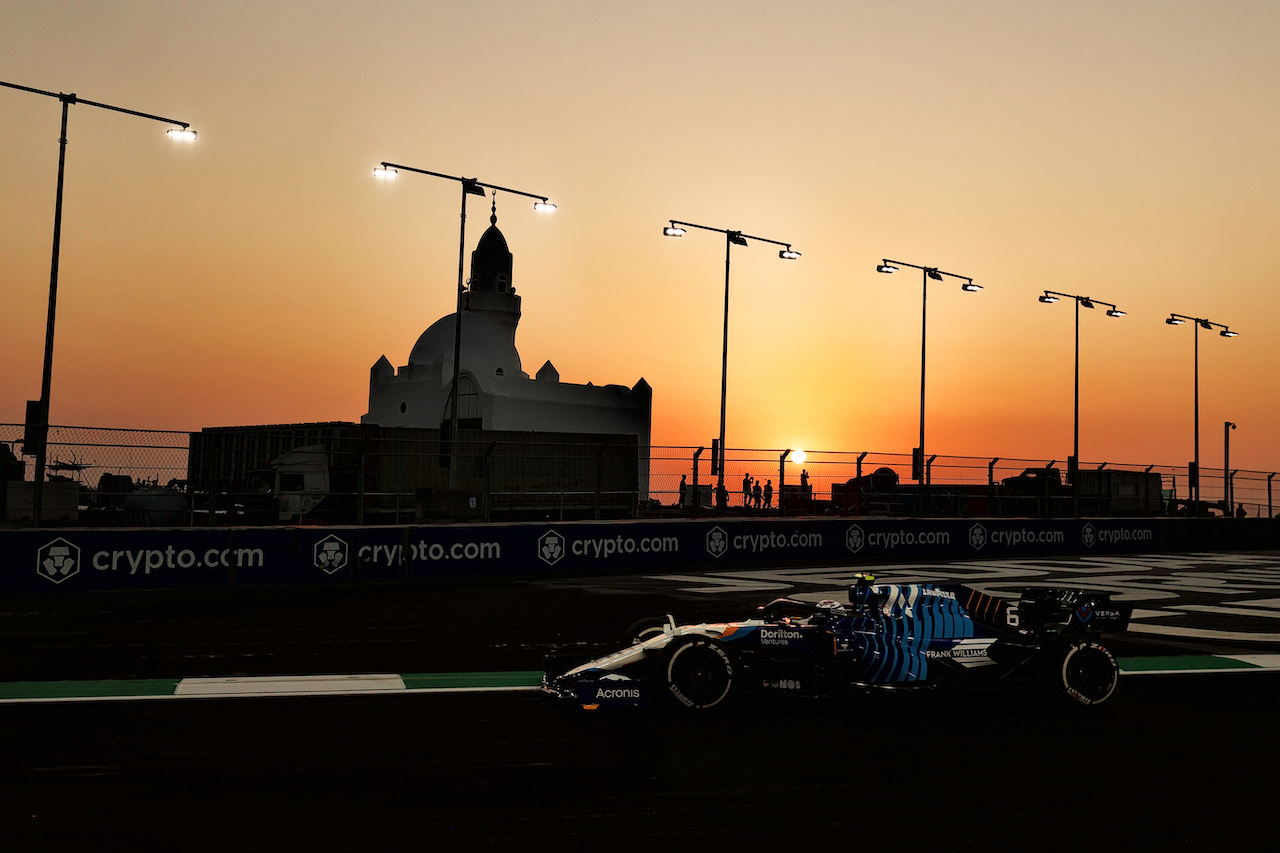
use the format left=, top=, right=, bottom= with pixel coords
left=5, top=656, right=1280, bottom=704
left=0, top=671, right=543, bottom=704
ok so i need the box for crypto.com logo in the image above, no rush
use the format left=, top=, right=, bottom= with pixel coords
left=1081, top=523, right=1097, bottom=549
left=37, top=537, right=80, bottom=584
left=705, top=526, right=728, bottom=559
left=538, top=530, right=566, bottom=566
left=968, top=523, right=988, bottom=551
left=845, top=525, right=865, bottom=554
left=313, top=534, right=349, bottom=574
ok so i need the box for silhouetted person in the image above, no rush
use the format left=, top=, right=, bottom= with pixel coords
left=763, top=480, right=773, bottom=510
left=752, top=482, right=762, bottom=511
left=716, top=483, right=729, bottom=510
left=742, top=473, right=752, bottom=507
left=678, top=475, right=687, bottom=508
left=1236, top=503, right=1247, bottom=518
left=800, top=469, right=809, bottom=488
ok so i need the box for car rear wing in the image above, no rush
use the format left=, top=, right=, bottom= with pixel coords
left=1005, top=588, right=1132, bottom=638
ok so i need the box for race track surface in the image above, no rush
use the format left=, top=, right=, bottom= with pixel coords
left=4, top=551, right=1279, bottom=849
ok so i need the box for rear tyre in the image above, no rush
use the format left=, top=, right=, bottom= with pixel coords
left=663, top=638, right=733, bottom=710
left=623, top=617, right=669, bottom=647
left=1046, top=641, right=1119, bottom=707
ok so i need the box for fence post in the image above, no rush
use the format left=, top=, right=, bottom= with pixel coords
left=855, top=451, right=867, bottom=515
left=1269, top=473, right=1275, bottom=519
left=988, top=458, right=999, bottom=517
left=778, top=449, right=789, bottom=517
left=692, top=447, right=704, bottom=518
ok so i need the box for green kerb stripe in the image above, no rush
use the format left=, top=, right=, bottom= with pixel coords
left=1118, top=656, right=1259, bottom=673
left=401, top=671, right=542, bottom=690
left=0, top=679, right=182, bottom=700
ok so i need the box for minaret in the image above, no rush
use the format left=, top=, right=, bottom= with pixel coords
left=466, top=198, right=522, bottom=341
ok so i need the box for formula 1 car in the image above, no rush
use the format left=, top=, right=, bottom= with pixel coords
left=543, top=575, right=1132, bottom=710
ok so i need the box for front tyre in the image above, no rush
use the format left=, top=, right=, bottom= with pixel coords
left=1049, top=641, right=1120, bottom=707
left=664, top=639, right=733, bottom=710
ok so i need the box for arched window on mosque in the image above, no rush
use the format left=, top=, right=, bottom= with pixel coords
left=444, top=374, right=482, bottom=428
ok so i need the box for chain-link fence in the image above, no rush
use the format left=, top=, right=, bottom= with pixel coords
left=3, top=423, right=1279, bottom=524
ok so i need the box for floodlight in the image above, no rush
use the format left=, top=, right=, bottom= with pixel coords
left=663, top=225, right=686, bottom=237
left=533, top=200, right=556, bottom=212
left=373, top=166, right=398, bottom=179
left=166, top=127, right=197, bottom=141
left=779, top=248, right=801, bottom=260
left=1039, top=294, right=1059, bottom=303
left=876, top=263, right=898, bottom=274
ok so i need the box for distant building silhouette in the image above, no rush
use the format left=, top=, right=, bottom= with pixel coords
left=361, top=202, right=651, bottom=492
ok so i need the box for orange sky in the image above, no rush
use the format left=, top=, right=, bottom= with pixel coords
left=3, top=1, right=1279, bottom=472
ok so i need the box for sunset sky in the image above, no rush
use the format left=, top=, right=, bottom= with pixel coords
left=3, top=1, right=1279, bottom=472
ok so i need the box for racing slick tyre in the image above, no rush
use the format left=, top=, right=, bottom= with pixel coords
left=1044, top=641, right=1120, bottom=707
left=623, top=617, right=669, bottom=647
left=662, top=638, right=734, bottom=710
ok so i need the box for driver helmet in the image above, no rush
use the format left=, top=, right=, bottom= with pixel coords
left=815, top=599, right=847, bottom=617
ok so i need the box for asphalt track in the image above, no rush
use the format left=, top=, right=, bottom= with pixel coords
left=4, top=551, right=1280, bottom=850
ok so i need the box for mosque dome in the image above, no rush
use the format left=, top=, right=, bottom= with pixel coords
left=407, top=310, right=524, bottom=379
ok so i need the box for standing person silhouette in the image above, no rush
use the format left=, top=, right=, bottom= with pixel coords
left=742, top=473, right=752, bottom=507
left=752, top=481, right=762, bottom=511
left=678, top=474, right=687, bottom=508
left=763, top=480, right=773, bottom=510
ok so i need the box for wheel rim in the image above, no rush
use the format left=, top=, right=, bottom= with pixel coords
left=1063, top=645, right=1117, bottom=704
left=667, top=643, right=731, bottom=708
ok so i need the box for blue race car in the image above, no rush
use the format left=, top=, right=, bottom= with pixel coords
left=544, top=575, right=1132, bottom=710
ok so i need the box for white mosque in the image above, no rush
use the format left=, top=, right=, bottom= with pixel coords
left=360, top=201, right=652, bottom=451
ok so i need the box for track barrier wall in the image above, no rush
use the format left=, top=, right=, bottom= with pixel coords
left=14, top=516, right=1276, bottom=596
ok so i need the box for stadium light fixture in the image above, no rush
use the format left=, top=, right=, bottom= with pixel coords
left=665, top=218, right=800, bottom=509
left=374, top=161, right=555, bottom=486
left=1, top=79, right=197, bottom=525
left=878, top=258, right=981, bottom=510
left=1040, top=289, right=1125, bottom=513
left=1167, top=311, right=1236, bottom=508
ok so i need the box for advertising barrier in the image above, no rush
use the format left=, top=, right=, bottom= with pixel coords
left=0, top=517, right=1168, bottom=596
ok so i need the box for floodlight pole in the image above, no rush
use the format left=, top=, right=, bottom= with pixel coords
left=878, top=259, right=980, bottom=517
left=1040, top=291, right=1124, bottom=516
left=378, top=163, right=553, bottom=487
left=1167, top=313, right=1236, bottom=509
left=1224, top=421, right=1236, bottom=514
left=665, top=220, right=799, bottom=507
left=2, top=80, right=194, bottom=525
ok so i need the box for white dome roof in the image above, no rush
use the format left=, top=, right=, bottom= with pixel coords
left=408, top=311, right=524, bottom=378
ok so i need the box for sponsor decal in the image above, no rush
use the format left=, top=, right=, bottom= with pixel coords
left=763, top=679, right=802, bottom=691
left=37, top=537, right=81, bottom=585
left=1076, top=604, right=1093, bottom=623
left=925, top=647, right=989, bottom=659
left=537, top=530, right=566, bottom=566
left=759, top=627, right=803, bottom=645
left=969, top=523, right=988, bottom=551
left=920, top=587, right=956, bottom=600
left=313, top=534, right=349, bottom=574
left=846, top=524, right=865, bottom=554
left=1082, top=522, right=1097, bottom=549
left=593, top=685, right=642, bottom=701
left=706, top=526, right=728, bottom=559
